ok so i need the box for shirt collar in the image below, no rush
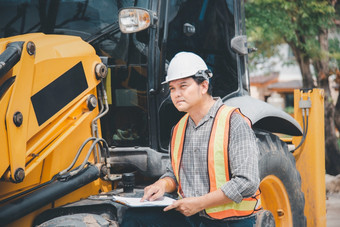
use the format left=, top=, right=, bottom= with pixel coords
left=188, top=97, right=223, bottom=129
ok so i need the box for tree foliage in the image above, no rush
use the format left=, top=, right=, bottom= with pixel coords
left=245, top=0, right=340, bottom=175
left=245, top=0, right=336, bottom=79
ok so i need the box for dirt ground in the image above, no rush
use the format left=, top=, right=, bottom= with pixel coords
left=326, top=174, right=340, bottom=227
left=326, top=194, right=340, bottom=227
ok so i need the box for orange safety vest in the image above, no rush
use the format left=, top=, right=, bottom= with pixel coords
left=170, top=105, right=261, bottom=220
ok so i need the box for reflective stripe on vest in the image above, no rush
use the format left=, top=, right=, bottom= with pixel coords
left=171, top=105, right=261, bottom=219
left=170, top=113, right=189, bottom=196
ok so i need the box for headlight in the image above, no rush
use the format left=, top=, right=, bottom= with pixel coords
left=119, top=8, right=157, bottom=34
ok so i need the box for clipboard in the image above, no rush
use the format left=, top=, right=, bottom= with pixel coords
left=112, top=195, right=176, bottom=207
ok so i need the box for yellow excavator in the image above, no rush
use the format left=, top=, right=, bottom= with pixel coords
left=0, top=0, right=326, bottom=226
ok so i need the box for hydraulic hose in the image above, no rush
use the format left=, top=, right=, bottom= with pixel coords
left=0, top=164, right=100, bottom=226
left=0, top=41, right=24, bottom=79
left=59, top=137, right=97, bottom=175
left=291, top=90, right=311, bottom=153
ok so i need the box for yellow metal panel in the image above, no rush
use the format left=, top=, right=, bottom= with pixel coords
left=27, top=35, right=100, bottom=140
left=0, top=162, right=43, bottom=200
left=105, top=68, right=112, bottom=105
left=293, top=89, right=326, bottom=227
left=53, top=179, right=111, bottom=208
left=38, top=96, right=99, bottom=181
left=0, top=85, right=12, bottom=177
left=5, top=40, right=35, bottom=181
left=0, top=33, right=111, bottom=227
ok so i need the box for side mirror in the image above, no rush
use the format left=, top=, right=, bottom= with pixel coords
left=231, top=35, right=257, bottom=55
left=231, top=35, right=248, bottom=55
left=119, top=8, right=158, bottom=34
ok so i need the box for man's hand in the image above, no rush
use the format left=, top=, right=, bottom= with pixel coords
left=141, top=177, right=176, bottom=202
left=163, top=189, right=233, bottom=216
left=163, top=197, right=204, bottom=216
left=141, top=180, right=166, bottom=202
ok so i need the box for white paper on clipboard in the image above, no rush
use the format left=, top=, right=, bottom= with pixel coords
left=112, top=195, right=176, bottom=207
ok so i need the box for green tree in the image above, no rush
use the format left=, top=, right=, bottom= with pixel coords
left=245, top=0, right=340, bottom=175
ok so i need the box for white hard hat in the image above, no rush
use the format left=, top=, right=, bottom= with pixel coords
left=162, top=52, right=212, bottom=84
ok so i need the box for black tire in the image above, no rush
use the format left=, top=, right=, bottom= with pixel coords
left=36, top=213, right=116, bottom=227
left=255, top=130, right=306, bottom=227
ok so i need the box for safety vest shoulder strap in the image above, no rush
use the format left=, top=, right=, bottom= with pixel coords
left=170, top=113, right=189, bottom=184
left=208, top=105, right=252, bottom=191
left=208, top=105, right=236, bottom=192
left=206, top=105, right=260, bottom=219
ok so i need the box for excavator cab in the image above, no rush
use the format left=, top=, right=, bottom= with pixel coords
left=100, top=0, right=252, bottom=175
left=0, top=0, right=326, bottom=226
left=0, top=0, right=250, bottom=174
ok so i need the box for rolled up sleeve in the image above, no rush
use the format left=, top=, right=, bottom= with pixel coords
left=160, top=140, right=178, bottom=184
left=160, top=161, right=178, bottom=184
left=220, top=113, right=260, bottom=203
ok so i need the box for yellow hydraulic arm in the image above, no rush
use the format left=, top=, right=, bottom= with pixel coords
left=293, top=89, right=326, bottom=227
left=0, top=33, right=111, bottom=226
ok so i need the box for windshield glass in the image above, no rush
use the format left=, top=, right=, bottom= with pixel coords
left=159, top=0, right=237, bottom=150
left=0, top=0, right=121, bottom=38
left=166, top=0, right=238, bottom=97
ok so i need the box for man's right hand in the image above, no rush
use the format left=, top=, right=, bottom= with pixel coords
left=141, top=177, right=176, bottom=202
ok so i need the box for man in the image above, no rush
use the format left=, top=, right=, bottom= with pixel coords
left=121, top=52, right=261, bottom=226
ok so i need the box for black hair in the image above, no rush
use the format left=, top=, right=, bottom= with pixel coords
left=191, top=76, right=213, bottom=95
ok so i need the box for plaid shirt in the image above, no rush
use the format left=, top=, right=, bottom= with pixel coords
left=161, top=98, right=259, bottom=218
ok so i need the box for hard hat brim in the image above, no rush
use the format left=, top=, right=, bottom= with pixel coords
left=161, top=69, right=212, bottom=84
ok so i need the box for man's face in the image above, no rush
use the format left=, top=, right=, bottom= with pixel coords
left=169, top=77, right=206, bottom=112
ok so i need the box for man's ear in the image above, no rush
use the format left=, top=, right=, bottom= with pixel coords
left=201, top=80, right=209, bottom=94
